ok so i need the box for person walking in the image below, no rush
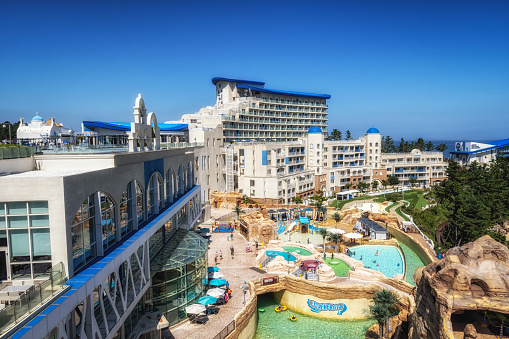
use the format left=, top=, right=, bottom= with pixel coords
left=230, top=246, right=234, bottom=259
left=219, top=250, right=223, bottom=260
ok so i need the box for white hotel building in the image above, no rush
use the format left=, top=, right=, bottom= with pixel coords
left=173, top=77, right=330, bottom=142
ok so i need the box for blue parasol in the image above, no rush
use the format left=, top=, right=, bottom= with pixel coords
left=198, top=296, right=218, bottom=305
left=208, top=266, right=219, bottom=273
left=209, top=278, right=227, bottom=286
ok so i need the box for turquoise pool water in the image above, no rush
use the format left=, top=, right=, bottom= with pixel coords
left=255, top=294, right=375, bottom=339
left=349, top=245, right=404, bottom=278
left=397, top=241, right=426, bottom=285
left=266, top=250, right=297, bottom=261
left=281, top=246, right=313, bottom=256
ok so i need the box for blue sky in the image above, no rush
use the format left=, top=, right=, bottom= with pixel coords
left=1, top=0, right=508, bottom=140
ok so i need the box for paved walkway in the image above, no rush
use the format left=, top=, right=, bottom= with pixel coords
left=168, top=216, right=270, bottom=339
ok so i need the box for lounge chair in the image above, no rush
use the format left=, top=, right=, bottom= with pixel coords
left=193, top=314, right=209, bottom=324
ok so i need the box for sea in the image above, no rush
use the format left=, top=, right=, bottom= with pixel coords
left=398, top=140, right=497, bottom=159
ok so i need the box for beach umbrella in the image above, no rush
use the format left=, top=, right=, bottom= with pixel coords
left=208, top=272, right=224, bottom=279
left=198, top=296, right=218, bottom=305
left=328, top=229, right=345, bottom=235
left=209, top=279, right=227, bottom=287
left=206, top=288, right=225, bottom=298
left=208, top=267, right=219, bottom=273
left=185, top=303, right=206, bottom=315
left=326, top=245, right=336, bottom=249
left=344, top=233, right=363, bottom=239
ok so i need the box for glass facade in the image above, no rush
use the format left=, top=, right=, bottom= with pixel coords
left=0, top=201, right=52, bottom=279
left=150, top=230, right=208, bottom=327
left=71, top=196, right=96, bottom=271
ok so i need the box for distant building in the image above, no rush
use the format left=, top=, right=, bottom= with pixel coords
left=356, top=217, right=388, bottom=240
left=16, top=114, right=74, bottom=144
left=449, top=138, right=509, bottom=165
left=171, top=77, right=331, bottom=142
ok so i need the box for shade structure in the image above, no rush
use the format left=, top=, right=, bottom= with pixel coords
left=310, top=244, right=323, bottom=248
left=300, top=217, right=310, bottom=224
left=206, top=288, right=225, bottom=298
left=328, top=228, right=345, bottom=234
left=267, top=210, right=276, bottom=214
left=325, top=245, right=336, bottom=249
left=344, top=232, right=363, bottom=239
left=208, top=272, right=224, bottom=279
left=208, top=266, right=219, bottom=273
left=199, top=228, right=210, bottom=232
left=198, top=296, right=218, bottom=305
left=185, top=303, right=206, bottom=315
left=209, top=278, right=227, bottom=286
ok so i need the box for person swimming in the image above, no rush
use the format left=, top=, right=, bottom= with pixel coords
left=360, top=255, right=362, bottom=260
left=375, top=250, right=379, bottom=256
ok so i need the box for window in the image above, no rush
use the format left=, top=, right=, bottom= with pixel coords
left=100, top=193, right=116, bottom=250
left=120, top=184, right=133, bottom=236
left=71, top=196, right=96, bottom=272
left=250, top=180, right=255, bottom=187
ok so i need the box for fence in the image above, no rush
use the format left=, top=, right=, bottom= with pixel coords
left=0, top=262, right=68, bottom=335
left=0, top=146, right=37, bottom=160
left=213, top=320, right=235, bottom=339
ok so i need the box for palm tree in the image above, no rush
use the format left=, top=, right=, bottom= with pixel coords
left=332, top=212, right=341, bottom=228
left=328, top=233, right=342, bottom=253
left=372, top=180, right=379, bottom=191
left=318, top=228, right=329, bottom=254
left=344, top=183, right=352, bottom=190
left=234, top=206, right=243, bottom=226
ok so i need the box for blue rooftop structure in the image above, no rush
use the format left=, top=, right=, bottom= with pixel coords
left=32, top=114, right=43, bottom=121
left=236, top=84, right=331, bottom=99
left=366, top=127, right=380, bottom=134
left=211, top=77, right=265, bottom=86
left=450, top=138, right=509, bottom=155
left=83, top=121, right=188, bottom=132
left=308, top=126, right=323, bottom=134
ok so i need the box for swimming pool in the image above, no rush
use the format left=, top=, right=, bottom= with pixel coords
left=266, top=250, right=297, bottom=261
left=349, top=245, right=404, bottom=278
left=255, top=294, right=374, bottom=339
left=397, top=241, right=426, bottom=285
left=281, top=246, right=313, bottom=256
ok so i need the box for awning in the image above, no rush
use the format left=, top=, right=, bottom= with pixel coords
left=300, top=217, right=310, bottom=224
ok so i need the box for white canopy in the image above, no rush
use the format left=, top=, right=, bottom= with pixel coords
left=206, top=288, right=226, bottom=298
left=344, top=232, right=363, bottom=239
left=185, top=304, right=206, bottom=315
left=208, top=272, right=225, bottom=279
left=328, top=229, right=345, bottom=234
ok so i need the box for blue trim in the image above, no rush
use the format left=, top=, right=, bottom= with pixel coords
left=262, top=150, right=267, bottom=165
left=236, top=84, right=331, bottom=99
left=212, top=77, right=265, bottom=86
left=83, top=121, right=188, bottom=132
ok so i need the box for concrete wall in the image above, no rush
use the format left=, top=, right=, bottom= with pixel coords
left=0, top=157, right=35, bottom=173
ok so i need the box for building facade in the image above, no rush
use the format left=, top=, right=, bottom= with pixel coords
left=172, top=77, right=331, bottom=142
left=450, top=138, right=509, bottom=166
left=16, top=114, right=74, bottom=144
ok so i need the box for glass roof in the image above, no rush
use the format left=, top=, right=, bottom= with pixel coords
left=151, top=229, right=208, bottom=272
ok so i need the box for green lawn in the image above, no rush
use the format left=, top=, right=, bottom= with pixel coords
left=401, top=190, right=428, bottom=210
left=395, top=206, right=410, bottom=221
left=324, top=257, right=351, bottom=276
left=385, top=202, right=399, bottom=213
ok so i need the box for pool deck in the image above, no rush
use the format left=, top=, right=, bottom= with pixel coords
left=168, top=208, right=415, bottom=339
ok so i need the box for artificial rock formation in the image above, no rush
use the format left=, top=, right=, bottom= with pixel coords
left=410, top=235, right=509, bottom=339
left=210, top=191, right=244, bottom=209
left=240, top=212, right=278, bottom=243
left=341, top=207, right=401, bottom=230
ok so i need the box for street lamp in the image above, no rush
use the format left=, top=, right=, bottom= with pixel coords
left=2, top=122, right=12, bottom=144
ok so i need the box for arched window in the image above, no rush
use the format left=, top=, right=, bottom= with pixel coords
left=310, top=144, right=314, bottom=149
left=187, top=162, right=193, bottom=189
left=375, top=149, right=378, bottom=154
left=375, top=142, right=379, bottom=147
left=135, top=181, right=144, bottom=223
left=178, top=165, right=184, bottom=195
left=120, top=183, right=134, bottom=236
left=71, top=195, right=97, bottom=271
left=165, top=169, right=174, bottom=205
left=147, top=172, right=163, bottom=218
left=100, top=192, right=116, bottom=250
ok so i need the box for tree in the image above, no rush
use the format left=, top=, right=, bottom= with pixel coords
left=344, top=183, right=352, bottom=190
left=345, top=130, right=352, bottom=140
left=328, top=233, right=342, bottom=253
left=234, top=206, right=243, bottom=225
left=381, top=136, right=397, bottom=153
left=409, top=177, right=418, bottom=187
left=372, top=180, right=380, bottom=191
left=357, top=181, right=369, bottom=193
left=329, top=129, right=342, bottom=141
left=318, top=228, right=329, bottom=253
left=387, top=175, right=399, bottom=187
left=381, top=180, right=389, bottom=190
left=425, top=141, right=435, bottom=152
left=414, top=137, right=425, bottom=151
left=291, top=196, right=303, bottom=208
left=1, top=121, right=20, bottom=143
left=332, top=212, right=341, bottom=228
left=435, top=143, right=448, bottom=152
left=368, top=289, right=401, bottom=339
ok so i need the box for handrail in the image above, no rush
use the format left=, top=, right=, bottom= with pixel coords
left=0, top=262, right=68, bottom=335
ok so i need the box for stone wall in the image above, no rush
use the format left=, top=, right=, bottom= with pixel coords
left=210, top=191, right=244, bottom=209
left=409, top=236, right=509, bottom=339
left=240, top=211, right=278, bottom=243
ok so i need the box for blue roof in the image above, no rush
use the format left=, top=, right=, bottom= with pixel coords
left=366, top=127, right=380, bottom=134
left=308, top=126, right=322, bottom=134
left=83, top=121, right=188, bottom=132
left=236, top=84, right=331, bottom=99
left=450, top=138, right=509, bottom=155
left=212, top=77, right=265, bottom=86
left=300, top=217, right=310, bottom=224
left=32, top=115, right=43, bottom=121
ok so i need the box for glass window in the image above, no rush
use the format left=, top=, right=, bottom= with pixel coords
left=0, top=230, right=7, bottom=246
left=0, top=203, right=4, bottom=215
left=10, top=229, right=30, bottom=261
left=101, top=193, right=116, bottom=249
left=136, top=181, right=144, bottom=223
left=30, top=215, right=49, bottom=227
left=29, top=201, right=48, bottom=214
left=11, top=263, right=31, bottom=280
left=33, top=262, right=52, bottom=279
left=7, top=202, right=27, bottom=215
left=0, top=217, right=5, bottom=228
left=72, top=195, right=96, bottom=272
left=120, top=184, right=133, bottom=236
left=32, top=228, right=51, bottom=261
left=8, top=215, right=28, bottom=228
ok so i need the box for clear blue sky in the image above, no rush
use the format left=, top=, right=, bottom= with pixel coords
left=1, top=0, right=508, bottom=140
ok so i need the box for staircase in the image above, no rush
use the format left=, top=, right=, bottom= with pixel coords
left=261, top=257, right=274, bottom=270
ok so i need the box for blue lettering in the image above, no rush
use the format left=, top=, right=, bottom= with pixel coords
left=307, top=299, right=347, bottom=316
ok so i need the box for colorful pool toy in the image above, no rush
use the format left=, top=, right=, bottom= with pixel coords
left=258, top=308, right=265, bottom=312
left=290, top=316, right=297, bottom=321
left=275, top=307, right=282, bottom=312
left=281, top=306, right=287, bottom=311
